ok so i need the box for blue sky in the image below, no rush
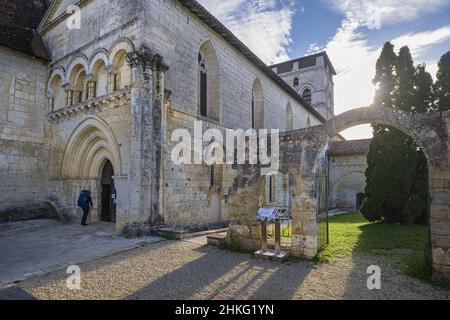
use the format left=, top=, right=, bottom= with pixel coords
left=199, top=0, right=450, bottom=139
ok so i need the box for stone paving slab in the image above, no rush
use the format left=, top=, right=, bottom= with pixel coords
left=0, top=219, right=164, bottom=287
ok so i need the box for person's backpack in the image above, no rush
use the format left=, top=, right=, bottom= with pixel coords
left=77, top=191, right=87, bottom=207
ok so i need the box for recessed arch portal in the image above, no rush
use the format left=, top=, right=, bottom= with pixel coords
left=61, top=117, right=122, bottom=179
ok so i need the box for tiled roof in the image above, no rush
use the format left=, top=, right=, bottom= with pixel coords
left=328, top=139, right=371, bottom=156
left=0, top=0, right=50, bottom=60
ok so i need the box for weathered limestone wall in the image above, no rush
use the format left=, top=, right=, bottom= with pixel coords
left=39, top=0, right=145, bottom=229
left=0, top=46, right=53, bottom=220
left=41, top=0, right=141, bottom=62
left=141, top=0, right=322, bottom=132
left=163, top=108, right=237, bottom=227
left=48, top=96, right=131, bottom=226
left=430, top=115, right=450, bottom=279
left=328, top=153, right=367, bottom=210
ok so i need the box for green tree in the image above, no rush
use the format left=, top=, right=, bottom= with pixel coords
left=361, top=43, right=430, bottom=224
left=373, top=42, right=398, bottom=109
left=413, top=64, right=435, bottom=113
left=395, top=46, right=416, bottom=112
left=434, top=51, right=450, bottom=111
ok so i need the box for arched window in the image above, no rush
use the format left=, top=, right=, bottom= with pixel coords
left=68, top=64, right=87, bottom=105
left=302, top=88, right=312, bottom=105
left=91, top=59, right=108, bottom=98
left=307, top=116, right=311, bottom=128
left=48, top=74, right=64, bottom=112
left=199, top=52, right=208, bottom=117
left=286, top=103, right=293, bottom=131
left=252, top=79, right=264, bottom=130
left=111, top=50, right=132, bottom=91
left=293, top=77, right=299, bottom=87
left=198, top=41, right=220, bottom=121
left=251, top=91, right=255, bottom=129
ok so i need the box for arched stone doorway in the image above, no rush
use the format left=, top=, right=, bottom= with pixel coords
left=100, top=160, right=117, bottom=223
left=59, top=117, right=123, bottom=228
left=227, top=106, right=450, bottom=279
left=291, top=107, right=449, bottom=278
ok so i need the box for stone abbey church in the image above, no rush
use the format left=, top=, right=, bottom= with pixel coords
left=0, top=0, right=362, bottom=231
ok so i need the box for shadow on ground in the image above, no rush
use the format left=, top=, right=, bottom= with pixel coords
left=0, top=286, right=37, bottom=300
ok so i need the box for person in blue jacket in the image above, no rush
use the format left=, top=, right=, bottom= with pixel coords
left=77, top=190, right=93, bottom=226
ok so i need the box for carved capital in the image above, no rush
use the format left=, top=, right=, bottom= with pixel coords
left=151, top=54, right=169, bottom=72
left=126, top=46, right=169, bottom=72
left=126, top=47, right=154, bottom=70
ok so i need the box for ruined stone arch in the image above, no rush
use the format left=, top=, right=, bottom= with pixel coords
left=61, top=117, right=122, bottom=179
left=322, top=107, right=448, bottom=169
left=228, top=106, right=449, bottom=279
left=252, top=78, right=265, bottom=130
left=198, top=40, right=221, bottom=121
left=310, top=106, right=449, bottom=277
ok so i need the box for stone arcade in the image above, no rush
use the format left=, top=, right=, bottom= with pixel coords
left=0, top=0, right=449, bottom=280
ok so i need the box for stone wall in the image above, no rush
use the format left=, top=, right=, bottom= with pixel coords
left=141, top=0, right=322, bottom=132
left=40, top=0, right=141, bottom=62
left=47, top=93, right=132, bottom=226
left=328, top=153, right=367, bottom=210
left=0, top=46, right=53, bottom=220
left=276, top=55, right=335, bottom=120
left=430, top=116, right=450, bottom=279
left=163, top=108, right=238, bottom=227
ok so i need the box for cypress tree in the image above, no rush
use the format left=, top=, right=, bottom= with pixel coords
left=361, top=43, right=430, bottom=224
left=413, top=64, right=435, bottom=113
left=396, top=46, right=416, bottom=112
left=373, top=42, right=397, bottom=109
left=434, top=51, right=450, bottom=112
left=362, top=42, right=398, bottom=222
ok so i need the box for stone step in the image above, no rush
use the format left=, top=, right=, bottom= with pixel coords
left=207, top=232, right=228, bottom=246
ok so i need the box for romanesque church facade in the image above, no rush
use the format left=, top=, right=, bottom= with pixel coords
left=0, top=0, right=337, bottom=231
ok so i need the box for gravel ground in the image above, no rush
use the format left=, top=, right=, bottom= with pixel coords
left=4, top=239, right=450, bottom=300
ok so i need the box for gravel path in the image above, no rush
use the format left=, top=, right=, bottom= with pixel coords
left=4, top=239, right=450, bottom=300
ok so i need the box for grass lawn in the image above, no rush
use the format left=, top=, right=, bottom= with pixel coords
left=316, top=212, right=434, bottom=283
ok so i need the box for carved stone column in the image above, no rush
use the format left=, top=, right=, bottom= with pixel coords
left=63, top=83, right=74, bottom=106
left=125, top=47, right=169, bottom=226
left=86, top=73, right=97, bottom=99
left=150, top=54, right=169, bottom=224
left=105, top=65, right=117, bottom=93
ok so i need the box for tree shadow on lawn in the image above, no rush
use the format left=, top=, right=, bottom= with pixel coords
left=317, top=213, right=428, bottom=266
left=318, top=213, right=448, bottom=298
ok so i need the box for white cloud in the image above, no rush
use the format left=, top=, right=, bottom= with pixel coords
left=324, top=17, right=450, bottom=139
left=391, top=26, right=450, bottom=58
left=306, top=42, right=324, bottom=55
left=198, top=0, right=296, bottom=64
left=327, top=0, right=450, bottom=29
